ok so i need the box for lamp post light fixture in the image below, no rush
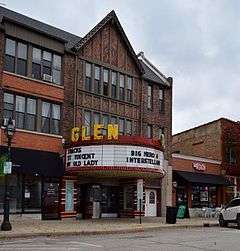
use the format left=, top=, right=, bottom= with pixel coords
left=1, top=117, right=15, bottom=231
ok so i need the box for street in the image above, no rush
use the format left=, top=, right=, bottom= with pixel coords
left=0, top=227, right=240, bottom=251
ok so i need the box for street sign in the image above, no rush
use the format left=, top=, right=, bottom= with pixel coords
left=137, top=179, right=143, bottom=200
left=3, top=161, right=12, bottom=174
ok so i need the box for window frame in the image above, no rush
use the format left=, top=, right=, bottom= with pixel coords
left=5, top=37, right=28, bottom=76
left=127, top=76, right=133, bottom=103
left=147, top=124, right=153, bottom=139
left=159, top=88, right=164, bottom=113
left=147, top=84, right=153, bottom=110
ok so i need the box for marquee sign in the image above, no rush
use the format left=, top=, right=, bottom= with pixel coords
left=66, top=145, right=164, bottom=171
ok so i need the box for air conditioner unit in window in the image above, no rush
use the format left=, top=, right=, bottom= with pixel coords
left=3, top=118, right=15, bottom=127
left=43, top=74, right=53, bottom=82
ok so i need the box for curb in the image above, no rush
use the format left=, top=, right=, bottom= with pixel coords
left=0, top=222, right=219, bottom=240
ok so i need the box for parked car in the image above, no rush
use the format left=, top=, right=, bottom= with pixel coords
left=219, top=198, right=240, bottom=228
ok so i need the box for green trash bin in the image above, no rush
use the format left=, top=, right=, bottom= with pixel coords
left=177, top=205, right=186, bottom=219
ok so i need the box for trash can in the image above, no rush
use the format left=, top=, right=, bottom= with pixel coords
left=166, top=206, right=177, bottom=224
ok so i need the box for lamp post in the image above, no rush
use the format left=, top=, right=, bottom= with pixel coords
left=1, top=118, right=15, bottom=231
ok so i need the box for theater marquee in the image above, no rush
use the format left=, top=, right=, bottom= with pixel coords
left=66, top=145, right=164, bottom=171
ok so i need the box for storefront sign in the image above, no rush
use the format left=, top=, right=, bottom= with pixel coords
left=66, top=145, right=164, bottom=171
left=71, top=124, right=118, bottom=142
left=193, top=162, right=206, bottom=172
left=3, top=161, right=12, bottom=174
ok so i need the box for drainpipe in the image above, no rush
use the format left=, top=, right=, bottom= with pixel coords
left=73, top=54, right=78, bottom=127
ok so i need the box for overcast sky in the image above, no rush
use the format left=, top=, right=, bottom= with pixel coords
left=5, top=0, right=240, bottom=134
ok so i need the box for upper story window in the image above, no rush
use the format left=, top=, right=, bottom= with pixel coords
left=119, top=74, right=125, bottom=101
left=93, top=112, right=100, bottom=124
left=111, top=71, right=117, bottom=99
left=111, top=116, right=117, bottom=124
left=127, top=77, right=133, bottom=103
left=147, top=124, right=153, bottom=138
left=41, top=102, right=60, bottom=134
left=159, top=88, right=164, bottom=112
left=4, top=93, right=37, bottom=132
left=85, top=63, right=92, bottom=91
left=147, top=84, right=153, bottom=110
left=94, top=66, right=101, bottom=94
left=126, top=120, right=132, bottom=136
left=119, top=118, right=125, bottom=135
left=5, top=38, right=27, bottom=76
left=83, top=110, right=91, bottom=136
left=32, top=47, right=62, bottom=85
left=103, top=69, right=109, bottom=96
left=158, top=127, right=164, bottom=139
left=227, top=146, right=237, bottom=165
left=102, top=114, right=109, bottom=136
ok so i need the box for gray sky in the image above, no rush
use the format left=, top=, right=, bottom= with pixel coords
left=5, top=0, right=240, bottom=134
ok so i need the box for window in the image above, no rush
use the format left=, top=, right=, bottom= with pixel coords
left=15, top=95, right=25, bottom=129
left=85, top=63, right=92, bottom=91
left=111, top=71, right=117, bottom=99
left=26, top=98, right=36, bottom=131
left=158, top=127, right=164, bottom=139
left=32, top=48, right=41, bottom=80
left=127, top=77, right=133, bottom=102
left=53, top=54, right=61, bottom=84
left=3, top=93, right=14, bottom=120
left=228, top=146, right=237, bottom=164
left=124, top=186, right=133, bottom=209
left=103, top=69, right=109, bottom=96
left=119, top=74, right=125, bottom=101
left=84, top=110, right=91, bottom=136
left=5, top=38, right=27, bottom=76
left=119, top=118, right=125, bottom=135
left=4, top=93, right=36, bottom=131
left=159, top=89, right=164, bottom=112
left=41, top=102, right=51, bottom=133
left=111, top=116, right=117, bottom=124
left=32, top=47, right=62, bottom=84
left=126, top=120, right=132, bottom=136
left=94, top=66, right=101, bottom=94
left=147, top=84, right=153, bottom=109
left=93, top=112, right=100, bottom=124
left=102, top=114, right=109, bottom=136
left=147, top=124, right=153, bottom=138
left=41, top=102, right=60, bottom=134
left=17, top=43, right=27, bottom=76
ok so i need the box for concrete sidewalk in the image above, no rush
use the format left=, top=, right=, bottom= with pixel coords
left=0, top=215, right=219, bottom=239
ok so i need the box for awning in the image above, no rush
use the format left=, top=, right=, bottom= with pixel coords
left=0, top=147, right=64, bottom=177
left=174, top=170, right=232, bottom=186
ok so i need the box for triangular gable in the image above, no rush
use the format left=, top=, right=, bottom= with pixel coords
left=72, top=10, right=144, bottom=74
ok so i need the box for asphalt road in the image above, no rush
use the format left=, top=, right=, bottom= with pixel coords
left=1, top=226, right=240, bottom=251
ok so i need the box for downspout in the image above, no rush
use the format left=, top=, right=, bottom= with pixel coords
left=139, top=77, right=144, bottom=136
left=73, top=54, right=78, bottom=127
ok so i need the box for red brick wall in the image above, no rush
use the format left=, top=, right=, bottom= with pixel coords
left=172, top=157, right=221, bottom=175
left=172, top=119, right=222, bottom=161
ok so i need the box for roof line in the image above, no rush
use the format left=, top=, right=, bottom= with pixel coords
left=138, top=51, right=170, bottom=86
left=173, top=117, right=238, bottom=137
left=72, top=10, right=144, bottom=74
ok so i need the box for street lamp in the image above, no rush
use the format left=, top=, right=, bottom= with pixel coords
left=1, top=118, right=15, bottom=231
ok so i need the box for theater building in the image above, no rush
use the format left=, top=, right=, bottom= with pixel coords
left=60, top=11, right=173, bottom=219
left=172, top=118, right=240, bottom=213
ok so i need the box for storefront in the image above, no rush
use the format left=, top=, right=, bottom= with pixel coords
left=61, top=136, right=166, bottom=219
left=172, top=154, right=232, bottom=212
left=0, top=146, right=63, bottom=219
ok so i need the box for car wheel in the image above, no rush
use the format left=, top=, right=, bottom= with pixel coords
left=219, top=214, right=228, bottom=227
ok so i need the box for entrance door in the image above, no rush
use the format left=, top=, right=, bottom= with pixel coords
left=145, top=189, right=157, bottom=216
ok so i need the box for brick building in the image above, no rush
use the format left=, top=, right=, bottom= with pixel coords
left=0, top=7, right=173, bottom=219
left=62, top=11, right=173, bottom=219
left=172, top=118, right=240, bottom=213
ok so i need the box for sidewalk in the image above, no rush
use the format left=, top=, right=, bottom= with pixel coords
left=0, top=215, right=219, bottom=239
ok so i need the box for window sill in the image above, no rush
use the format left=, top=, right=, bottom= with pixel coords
left=1, top=126, right=63, bottom=138
left=3, top=71, right=64, bottom=89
